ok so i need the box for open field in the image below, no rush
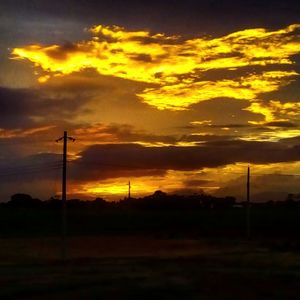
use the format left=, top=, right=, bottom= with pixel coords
left=1, top=207, right=300, bottom=238
left=1, top=236, right=300, bottom=299
left=1, top=207, right=300, bottom=298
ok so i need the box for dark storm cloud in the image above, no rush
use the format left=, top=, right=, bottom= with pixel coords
left=97, top=124, right=177, bottom=144
left=178, top=124, right=249, bottom=130
left=74, top=123, right=178, bottom=144
left=0, top=152, right=61, bottom=182
left=206, top=124, right=250, bottom=129
left=130, top=54, right=153, bottom=63
left=1, top=83, right=251, bottom=146
left=216, top=173, right=300, bottom=202
left=2, top=0, right=300, bottom=36
left=179, top=134, right=235, bottom=143
left=0, top=152, right=62, bottom=201
left=199, top=64, right=296, bottom=82
left=264, top=121, right=298, bottom=128
left=279, top=136, right=300, bottom=146
left=262, top=76, right=300, bottom=103
left=186, top=121, right=298, bottom=132
left=69, top=140, right=300, bottom=181
left=0, top=85, right=95, bottom=129
left=1, top=0, right=300, bottom=29
left=0, top=87, right=38, bottom=128
left=45, top=42, right=79, bottom=60
left=43, top=70, right=149, bottom=93
left=183, top=179, right=213, bottom=187
left=189, top=98, right=262, bottom=123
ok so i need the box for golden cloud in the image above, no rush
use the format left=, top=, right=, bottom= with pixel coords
left=139, top=71, right=298, bottom=110
left=246, top=100, right=300, bottom=122
left=12, top=24, right=300, bottom=110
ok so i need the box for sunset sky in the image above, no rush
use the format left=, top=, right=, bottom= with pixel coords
left=1, top=0, right=300, bottom=201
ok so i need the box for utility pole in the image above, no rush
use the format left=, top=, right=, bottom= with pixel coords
left=128, top=180, right=131, bottom=199
left=56, top=131, right=75, bottom=261
left=246, top=165, right=251, bottom=239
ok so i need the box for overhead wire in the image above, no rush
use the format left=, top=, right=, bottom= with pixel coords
left=0, top=161, right=63, bottom=178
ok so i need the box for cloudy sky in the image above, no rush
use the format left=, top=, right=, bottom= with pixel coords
left=1, top=0, right=300, bottom=201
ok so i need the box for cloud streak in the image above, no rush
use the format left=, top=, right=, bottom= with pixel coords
left=69, top=140, right=300, bottom=182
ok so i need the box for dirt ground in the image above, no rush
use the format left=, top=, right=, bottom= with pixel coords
left=1, top=236, right=300, bottom=299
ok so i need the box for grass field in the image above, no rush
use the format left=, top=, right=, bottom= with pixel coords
left=1, top=236, right=300, bottom=299
left=1, top=207, right=300, bottom=298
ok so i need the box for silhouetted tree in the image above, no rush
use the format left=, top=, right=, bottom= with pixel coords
left=8, top=193, right=42, bottom=208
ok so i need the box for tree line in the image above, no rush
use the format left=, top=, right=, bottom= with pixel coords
left=1, top=190, right=300, bottom=210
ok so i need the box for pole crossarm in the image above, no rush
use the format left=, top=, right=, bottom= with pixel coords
left=56, top=136, right=75, bottom=143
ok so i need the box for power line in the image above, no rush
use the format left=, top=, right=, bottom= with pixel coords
left=0, top=160, right=62, bottom=170
left=0, top=166, right=62, bottom=178
left=0, top=161, right=62, bottom=178
left=0, top=138, right=60, bottom=145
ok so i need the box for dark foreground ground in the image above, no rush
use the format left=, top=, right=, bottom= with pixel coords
left=1, top=236, right=300, bottom=299
left=0, top=207, right=300, bottom=298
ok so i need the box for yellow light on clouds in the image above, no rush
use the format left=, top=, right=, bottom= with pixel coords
left=12, top=24, right=300, bottom=110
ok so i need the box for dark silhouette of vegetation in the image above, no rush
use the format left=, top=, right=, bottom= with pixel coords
left=3, top=190, right=300, bottom=211
left=119, top=190, right=236, bottom=210
left=2, top=190, right=239, bottom=211
left=0, top=190, right=300, bottom=239
left=7, top=194, right=42, bottom=208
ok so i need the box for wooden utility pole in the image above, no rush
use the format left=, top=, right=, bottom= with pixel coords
left=246, top=165, right=251, bottom=239
left=128, top=180, right=131, bottom=199
left=56, top=131, right=75, bottom=261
